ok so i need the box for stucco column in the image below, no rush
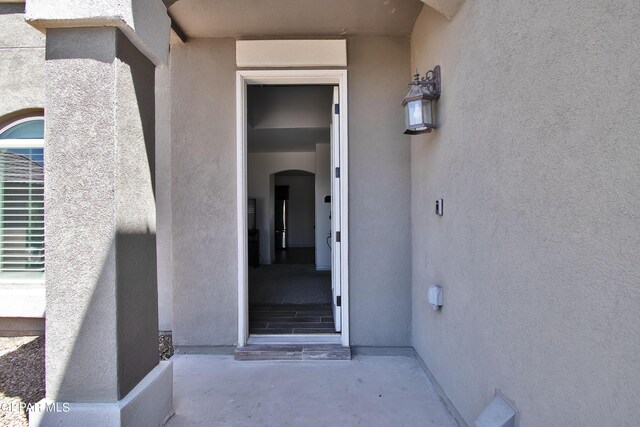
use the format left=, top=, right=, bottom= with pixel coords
left=25, top=1, right=172, bottom=426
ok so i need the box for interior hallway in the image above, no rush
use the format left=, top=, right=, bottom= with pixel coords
left=249, top=248, right=334, bottom=334
left=249, top=264, right=331, bottom=305
left=273, top=247, right=315, bottom=264
left=167, top=355, right=458, bottom=427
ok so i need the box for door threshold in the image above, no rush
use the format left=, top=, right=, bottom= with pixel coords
left=247, top=334, right=341, bottom=345
left=235, top=343, right=351, bottom=361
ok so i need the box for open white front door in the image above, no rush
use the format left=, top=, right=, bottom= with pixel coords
left=330, top=86, right=342, bottom=332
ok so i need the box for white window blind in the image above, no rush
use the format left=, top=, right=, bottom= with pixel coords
left=0, top=117, right=44, bottom=280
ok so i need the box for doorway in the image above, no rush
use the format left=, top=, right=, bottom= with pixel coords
left=249, top=168, right=334, bottom=335
left=237, top=70, right=349, bottom=346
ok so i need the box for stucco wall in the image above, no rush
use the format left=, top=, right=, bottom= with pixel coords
left=45, top=27, right=158, bottom=401
left=156, top=63, right=173, bottom=332
left=170, top=38, right=238, bottom=346
left=113, top=29, right=158, bottom=399
left=0, top=3, right=44, bottom=121
left=347, top=36, right=412, bottom=346
left=411, top=2, right=640, bottom=425
left=0, top=3, right=46, bottom=327
left=170, top=36, right=412, bottom=347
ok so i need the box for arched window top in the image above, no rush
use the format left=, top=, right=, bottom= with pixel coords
left=0, top=117, right=44, bottom=140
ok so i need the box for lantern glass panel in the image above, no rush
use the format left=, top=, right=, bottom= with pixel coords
left=407, top=100, right=423, bottom=127
left=422, top=98, right=434, bottom=127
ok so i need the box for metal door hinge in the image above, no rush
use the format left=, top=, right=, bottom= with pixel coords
left=334, top=104, right=340, bottom=114
left=335, top=167, right=340, bottom=178
left=336, top=231, right=341, bottom=242
left=336, top=296, right=341, bottom=306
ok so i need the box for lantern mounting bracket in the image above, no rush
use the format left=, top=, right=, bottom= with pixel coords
left=411, top=65, right=441, bottom=98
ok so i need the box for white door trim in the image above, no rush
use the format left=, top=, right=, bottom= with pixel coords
left=236, top=69, right=350, bottom=347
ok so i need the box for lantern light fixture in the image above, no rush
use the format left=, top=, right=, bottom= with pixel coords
left=401, top=65, right=441, bottom=135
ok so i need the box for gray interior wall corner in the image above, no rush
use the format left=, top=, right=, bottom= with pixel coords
left=346, top=36, right=412, bottom=346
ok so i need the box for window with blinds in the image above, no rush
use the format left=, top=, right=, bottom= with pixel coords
left=0, top=117, right=44, bottom=280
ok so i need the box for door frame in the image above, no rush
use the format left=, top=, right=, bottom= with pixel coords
left=236, top=69, right=349, bottom=347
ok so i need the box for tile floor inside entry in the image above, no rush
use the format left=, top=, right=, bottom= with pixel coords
left=273, top=247, right=315, bottom=264
left=167, top=355, right=458, bottom=427
left=249, top=304, right=336, bottom=334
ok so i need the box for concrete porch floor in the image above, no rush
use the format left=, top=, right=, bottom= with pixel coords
left=166, top=354, right=458, bottom=426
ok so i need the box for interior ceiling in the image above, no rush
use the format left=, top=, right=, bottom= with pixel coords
left=168, top=0, right=423, bottom=38
left=248, top=128, right=329, bottom=153
left=248, top=85, right=333, bottom=153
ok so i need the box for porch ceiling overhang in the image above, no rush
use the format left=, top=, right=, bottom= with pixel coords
left=421, top=0, right=465, bottom=20
left=166, top=0, right=424, bottom=38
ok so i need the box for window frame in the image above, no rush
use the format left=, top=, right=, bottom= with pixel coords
left=0, top=115, right=45, bottom=284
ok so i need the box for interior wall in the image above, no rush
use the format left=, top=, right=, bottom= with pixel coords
left=170, top=38, right=238, bottom=346
left=315, top=143, right=331, bottom=270
left=247, top=152, right=315, bottom=263
left=274, top=174, right=315, bottom=248
left=410, top=2, right=640, bottom=425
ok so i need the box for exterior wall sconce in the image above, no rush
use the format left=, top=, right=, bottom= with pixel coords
left=402, top=65, right=441, bottom=134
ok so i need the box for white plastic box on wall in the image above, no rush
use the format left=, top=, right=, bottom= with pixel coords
left=428, top=285, right=442, bottom=310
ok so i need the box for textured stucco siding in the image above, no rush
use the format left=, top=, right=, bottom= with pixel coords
left=347, top=36, right=412, bottom=346
left=0, top=3, right=44, bottom=121
left=25, top=0, right=171, bottom=66
left=45, top=27, right=158, bottom=402
left=410, top=1, right=640, bottom=425
left=45, top=27, right=120, bottom=402
left=0, top=4, right=46, bottom=325
left=113, top=30, right=159, bottom=400
left=170, top=38, right=238, bottom=346
left=170, top=36, right=413, bottom=347
left=156, top=64, right=174, bottom=332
